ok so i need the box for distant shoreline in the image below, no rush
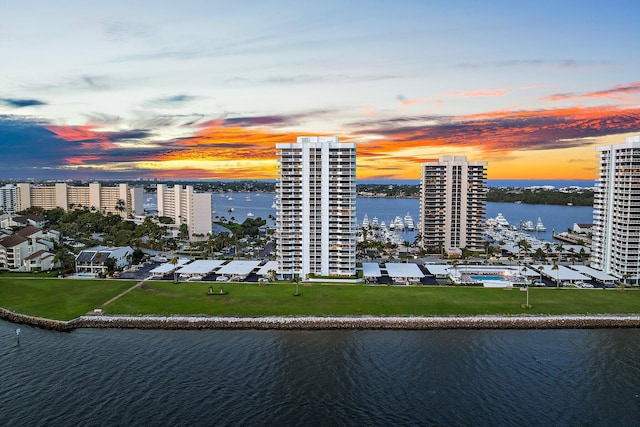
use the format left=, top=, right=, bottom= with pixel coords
left=2, top=308, right=640, bottom=331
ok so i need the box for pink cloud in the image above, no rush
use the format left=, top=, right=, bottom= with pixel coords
left=541, top=82, right=640, bottom=102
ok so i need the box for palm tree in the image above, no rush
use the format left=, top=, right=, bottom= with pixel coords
left=403, top=240, right=411, bottom=262
left=170, top=257, right=179, bottom=283
left=517, top=239, right=531, bottom=259
left=115, top=199, right=126, bottom=217
left=551, top=261, right=560, bottom=288
left=450, top=259, right=459, bottom=283
left=622, top=273, right=630, bottom=289
left=484, top=240, right=491, bottom=260
left=538, top=265, right=544, bottom=285
left=544, top=242, right=553, bottom=261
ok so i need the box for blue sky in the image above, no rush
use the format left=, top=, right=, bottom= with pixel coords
left=2, top=0, right=640, bottom=180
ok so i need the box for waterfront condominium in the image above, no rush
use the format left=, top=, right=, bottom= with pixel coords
left=0, top=184, right=17, bottom=214
left=419, top=155, right=487, bottom=256
left=156, top=184, right=213, bottom=238
left=591, top=136, right=640, bottom=283
left=15, top=182, right=143, bottom=218
left=275, top=136, right=356, bottom=279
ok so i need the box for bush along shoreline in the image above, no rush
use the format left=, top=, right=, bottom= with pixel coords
left=2, top=308, right=640, bottom=331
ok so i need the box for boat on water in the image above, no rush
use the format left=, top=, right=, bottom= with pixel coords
left=392, top=215, right=405, bottom=231
left=371, top=217, right=379, bottom=227
left=362, top=214, right=370, bottom=228
left=247, top=212, right=254, bottom=218
left=404, top=213, right=415, bottom=231
left=535, top=217, right=546, bottom=232
left=493, top=213, right=510, bottom=229
left=520, top=220, right=535, bottom=231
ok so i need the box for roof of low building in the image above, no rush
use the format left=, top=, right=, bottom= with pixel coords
left=0, top=233, right=28, bottom=248
left=24, top=249, right=53, bottom=261
left=16, top=225, right=42, bottom=237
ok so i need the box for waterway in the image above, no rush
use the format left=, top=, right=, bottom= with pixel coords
left=147, top=192, right=594, bottom=244
left=1, top=320, right=639, bottom=426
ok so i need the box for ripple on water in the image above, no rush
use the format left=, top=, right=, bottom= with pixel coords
left=1, top=322, right=640, bottom=426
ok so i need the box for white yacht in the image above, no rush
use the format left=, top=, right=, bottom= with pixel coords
left=521, top=220, right=535, bottom=231
left=535, top=217, right=546, bottom=232
left=362, top=214, right=370, bottom=228
left=392, top=215, right=405, bottom=231
left=404, top=213, right=415, bottom=231
left=494, top=213, right=510, bottom=229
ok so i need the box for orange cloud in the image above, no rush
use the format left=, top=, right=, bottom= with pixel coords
left=352, top=105, right=640, bottom=179
left=34, top=104, right=640, bottom=181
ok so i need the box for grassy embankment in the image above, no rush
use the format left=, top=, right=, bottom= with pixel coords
left=2, top=275, right=640, bottom=321
left=0, top=276, right=135, bottom=321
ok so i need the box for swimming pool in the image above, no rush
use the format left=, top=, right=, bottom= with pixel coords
left=470, top=275, right=507, bottom=281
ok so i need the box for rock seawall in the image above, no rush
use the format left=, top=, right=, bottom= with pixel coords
left=70, top=314, right=640, bottom=330
left=0, top=307, right=73, bottom=331
left=2, top=309, right=640, bottom=331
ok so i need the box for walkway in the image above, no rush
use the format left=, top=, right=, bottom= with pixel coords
left=99, top=277, right=150, bottom=309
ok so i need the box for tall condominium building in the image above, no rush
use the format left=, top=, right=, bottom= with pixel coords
left=275, top=136, right=356, bottom=279
left=156, top=184, right=213, bottom=237
left=419, top=155, right=487, bottom=255
left=16, top=182, right=143, bottom=218
left=0, top=184, right=17, bottom=214
left=591, top=136, right=640, bottom=282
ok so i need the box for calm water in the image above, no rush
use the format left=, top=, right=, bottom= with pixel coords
left=1, top=319, right=639, bottom=426
left=196, top=193, right=594, bottom=243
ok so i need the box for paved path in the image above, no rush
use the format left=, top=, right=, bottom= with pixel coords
left=99, top=277, right=150, bottom=309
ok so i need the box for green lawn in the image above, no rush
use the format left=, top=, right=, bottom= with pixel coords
left=2, top=278, right=640, bottom=320
left=105, top=281, right=640, bottom=317
left=0, top=277, right=136, bottom=320
left=0, top=270, right=62, bottom=278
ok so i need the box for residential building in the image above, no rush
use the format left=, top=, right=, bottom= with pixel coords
left=16, top=182, right=143, bottom=218
left=0, top=213, right=46, bottom=229
left=591, top=136, right=640, bottom=283
left=275, top=136, right=356, bottom=279
left=75, top=246, right=133, bottom=276
left=0, top=184, right=17, bottom=213
left=156, top=184, right=213, bottom=237
left=419, top=155, right=487, bottom=255
left=0, top=226, right=60, bottom=271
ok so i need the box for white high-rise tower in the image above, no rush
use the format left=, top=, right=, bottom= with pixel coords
left=275, top=136, right=356, bottom=279
left=419, top=155, right=487, bottom=256
left=591, top=136, right=640, bottom=283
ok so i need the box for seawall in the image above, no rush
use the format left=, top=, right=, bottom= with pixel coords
left=2, top=308, right=640, bottom=331
left=69, top=315, right=640, bottom=330
left=0, top=307, right=74, bottom=332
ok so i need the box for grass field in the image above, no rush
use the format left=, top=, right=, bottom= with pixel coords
left=2, top=278, right=640, bottom=320
left=0, top=277, right=136, bottom=320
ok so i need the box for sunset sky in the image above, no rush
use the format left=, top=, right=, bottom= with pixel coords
left=2, top=1, right=640, bottom=181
